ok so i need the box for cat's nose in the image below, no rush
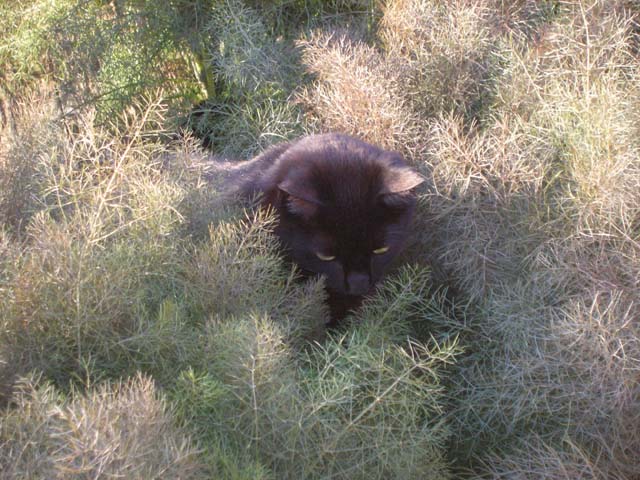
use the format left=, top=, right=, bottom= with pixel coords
left=346, top=271, right=371, bottom=296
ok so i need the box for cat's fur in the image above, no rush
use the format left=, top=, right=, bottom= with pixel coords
left=226, top=133, right=424, bottom=324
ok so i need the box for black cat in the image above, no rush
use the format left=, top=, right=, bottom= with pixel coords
left=226, top=133, right=424, bottom=324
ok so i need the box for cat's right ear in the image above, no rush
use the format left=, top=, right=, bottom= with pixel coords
left=277, top=179, right=320, bottom=219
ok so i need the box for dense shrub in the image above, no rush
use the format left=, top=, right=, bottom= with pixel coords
left=0, top=96, right=191, bottom=387
left=173, top=265, right=458, bottom=479
left=298, top=0, right=640, bottom=477
left=0, top=373, right=202, bottom=479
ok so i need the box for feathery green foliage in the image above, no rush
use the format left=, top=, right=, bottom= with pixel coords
left=1, top=0, right=640, bottom=478
left=0, top=373, right=202, bottom=479
left=172, top=265, right=457, bottom=479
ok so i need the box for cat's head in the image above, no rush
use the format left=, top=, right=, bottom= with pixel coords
left=265, top=134, right=424, bottom=296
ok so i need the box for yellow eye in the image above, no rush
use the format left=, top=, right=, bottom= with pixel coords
left=373, top=246, right=390, bottom=255
left=316, top=252, right=336, bottom=261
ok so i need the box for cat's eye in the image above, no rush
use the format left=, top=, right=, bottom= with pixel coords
left=373, top=246, right=390, bottom=255
left=316, top=252, right=336, bottom=261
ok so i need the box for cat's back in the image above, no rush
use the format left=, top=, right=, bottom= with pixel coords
left=255, top=133, right=390, bottom=193
left=222, top=141, right=292, bottom=198
left=224, top=133, right=376, bottom=197
left=269, top=133, right=384, bottom=171
left=227, top=133, right=417, bottom=209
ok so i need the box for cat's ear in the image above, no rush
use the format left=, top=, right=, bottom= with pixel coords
left=378, top=152, right=425, bottom=195
left=377, top=153, right=424, bottom=207
left=380, top=167, right=425, bottom=195
left=277, top=178, right=321, bottom=219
